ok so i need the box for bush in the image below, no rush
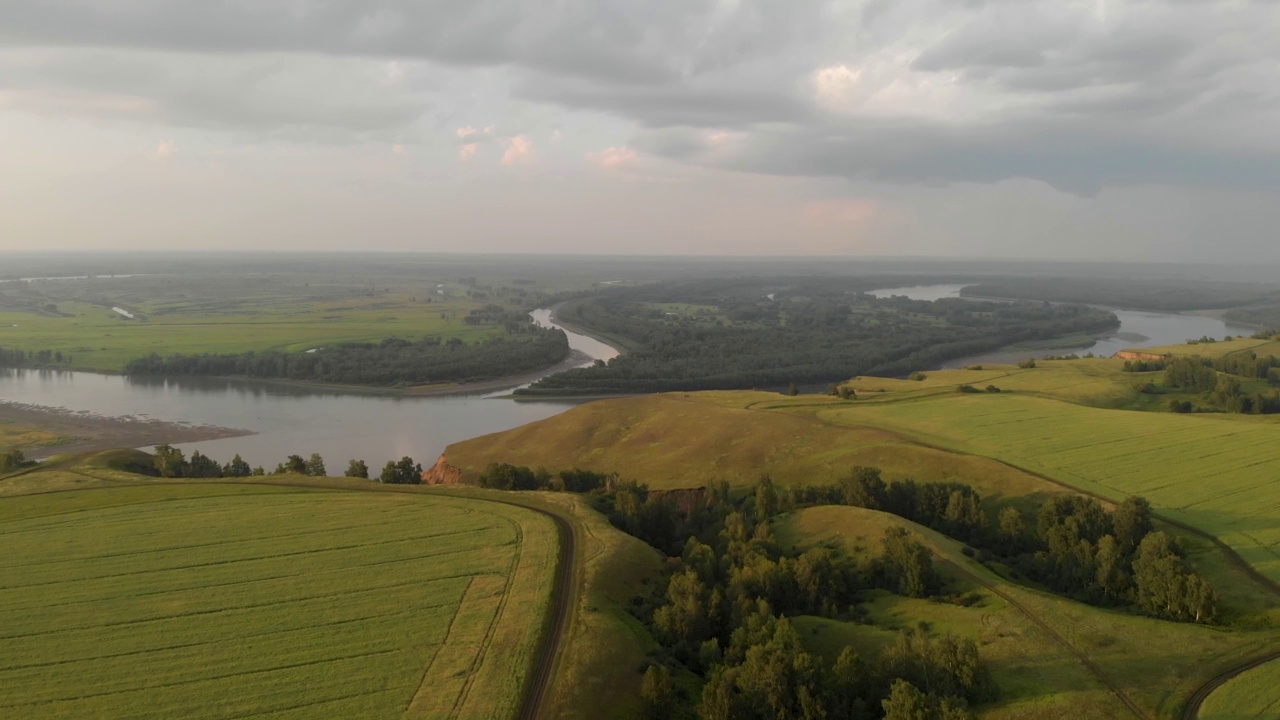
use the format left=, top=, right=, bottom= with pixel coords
left=909, top=372, right=928, bottom=381
left=985, top=385, right=1001, bottom=393
left=956, top=384, right=981, bottom=394
left=1017, top=358, right=1037, bottom=369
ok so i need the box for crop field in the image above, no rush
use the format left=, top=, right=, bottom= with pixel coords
left=779, top=506, right=1280, bottom=720
left=0, top=481, right=557, bottom=720
left=1198, top=658, right=1280, bottom=719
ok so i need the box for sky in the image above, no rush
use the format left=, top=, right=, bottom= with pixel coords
left=1, top=1, right=1278, bottom=261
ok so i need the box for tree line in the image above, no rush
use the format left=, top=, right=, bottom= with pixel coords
left=515, top=278, right=1119, bottom=396
left=0, top=347, right=71, bottom=367
left=124, top=309, right=568, bottom=387
left=149, top=445, right=424, bottom=484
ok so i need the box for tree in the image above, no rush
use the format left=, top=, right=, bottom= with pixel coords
left=1112, top=497, right=1154, bottom=552
left=344, top=459, right=369, bottom=479
left=153, top=444, right=188, bottom=478
left=283, top=454, right=307, bottom=474
left=0, top=448, right=25, bottom=470
left=882, top=680, right=932, bottom=720
left=1094, top=535, right=1131, bottom=602
left=841, top=466, right=887, bottom=509
left=639, top=664, right=675, bottom=720
left=379, top=460, right=399, bottom=484
left=754, top=475, right=779, bottom=521
left=380, top=456, right=422, bottom=484
left=223, top=454, right=252, bottom=477
left=997, top=506, right=1028, bottom=552
left=304, top=453, right=326, bottom=477
left=879, top=527, right=939, bottom=598
left=187, top=451, right=222, bottom=478
left=654, top=569, right=710, bottom=647
left=788, top=382, right=799, bottom=396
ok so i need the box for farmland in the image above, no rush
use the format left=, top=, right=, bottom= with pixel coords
left=0, top=465, right=559, bottom=719
left=1197, top=657, right=1280, bottom=719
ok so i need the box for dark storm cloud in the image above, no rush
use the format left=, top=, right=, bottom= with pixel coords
left=0, top=0, right=832, bottom=86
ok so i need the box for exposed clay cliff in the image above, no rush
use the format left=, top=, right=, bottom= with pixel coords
left=421, top=455, right=463, bottom=485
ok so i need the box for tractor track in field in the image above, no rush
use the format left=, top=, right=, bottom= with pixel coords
left=4, top=471, right=578, bottom=720
left=1179, top=650, right=1280, bottom=720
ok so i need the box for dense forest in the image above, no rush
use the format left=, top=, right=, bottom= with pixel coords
left=124, top=307, right=568, bottom=386
left=517, top=278, right=1119, bottom=395
left=959, top=277, right=1280, bottom=312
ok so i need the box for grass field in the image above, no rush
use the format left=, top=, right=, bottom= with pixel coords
left=1198, top=658, right=1280, bottom=719
left=779, top=506, right=1280, bottom=720
left=0, top=289, right=494, bottom=373
left=0, top=465, right=558, bottom=719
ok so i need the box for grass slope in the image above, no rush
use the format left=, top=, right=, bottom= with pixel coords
left=0, top=463, right=557, bottom=720
left=779, top=506, right=1280, bottom=720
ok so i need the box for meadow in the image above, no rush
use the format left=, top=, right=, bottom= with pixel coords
left=779, top=506, right=1280, bottom=720
left=0, top=462, right=558, bottom=720
left=0, top=272, right=498, bottom=373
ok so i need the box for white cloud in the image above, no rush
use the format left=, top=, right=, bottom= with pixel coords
left=456, top=126, right=478, bottom=139
left=501, top=135, right=533, bottom=166
left=459, top=142, right=478, bottom=160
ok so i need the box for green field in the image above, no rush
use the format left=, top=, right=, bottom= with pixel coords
left=1198, top=658, right=1280, bottom=719
left=0, top=476, right=558, bottom=719
left=779, top=506, right=1280, bottom=720
left=0, top=288, right=494, bottom=373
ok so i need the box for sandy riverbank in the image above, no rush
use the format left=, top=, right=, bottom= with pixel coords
left=0, top=401, right=252, bottom=459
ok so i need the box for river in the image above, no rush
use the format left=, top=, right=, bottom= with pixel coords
left=0, top=310, right=617, bottom=469
left=868, top=284, right=1256, bottom=367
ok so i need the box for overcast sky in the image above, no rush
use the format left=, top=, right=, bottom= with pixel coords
left=2, top=1, right=1278, bottom=261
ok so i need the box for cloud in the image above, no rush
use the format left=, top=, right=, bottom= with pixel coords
left=391, top=143, right=405, bottom=155
left=153, top=139, right=176, bottom=160
left=2, top=0, right=1278, bottom=195
left=456, top=126, right=478, bottom=139
left=501, top=135, right=532, bottom=166
left=586, top=146, right=637, bottom=170
left=459, top=142, right=478, bottom=161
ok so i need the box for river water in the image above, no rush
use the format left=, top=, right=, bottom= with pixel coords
left=0, top=292, right=1256, bottom=466
left=868, top=285, right=1256, bottom=367
left=0, top=310, right=617, bottom=469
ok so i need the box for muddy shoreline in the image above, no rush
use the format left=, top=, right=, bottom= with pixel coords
left=0, top=401, right=252, bottom=459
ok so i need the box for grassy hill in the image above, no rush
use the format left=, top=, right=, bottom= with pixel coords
left=779, top=506, right=1280, bottom=720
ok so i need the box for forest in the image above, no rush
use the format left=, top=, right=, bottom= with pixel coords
left=474, top=461, right=1219, bottom=718
left=517, top=278, right=1119, bottom=395
left=123, top=307, right=568, bottom=386
left=958, top=277, right=1280, bottom=312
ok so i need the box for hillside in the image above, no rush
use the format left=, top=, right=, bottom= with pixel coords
left=779, top=506, right=1280, bottom=719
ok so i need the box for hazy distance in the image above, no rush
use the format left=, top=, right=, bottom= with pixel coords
left=2, top=1, right=1278, bottom=262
